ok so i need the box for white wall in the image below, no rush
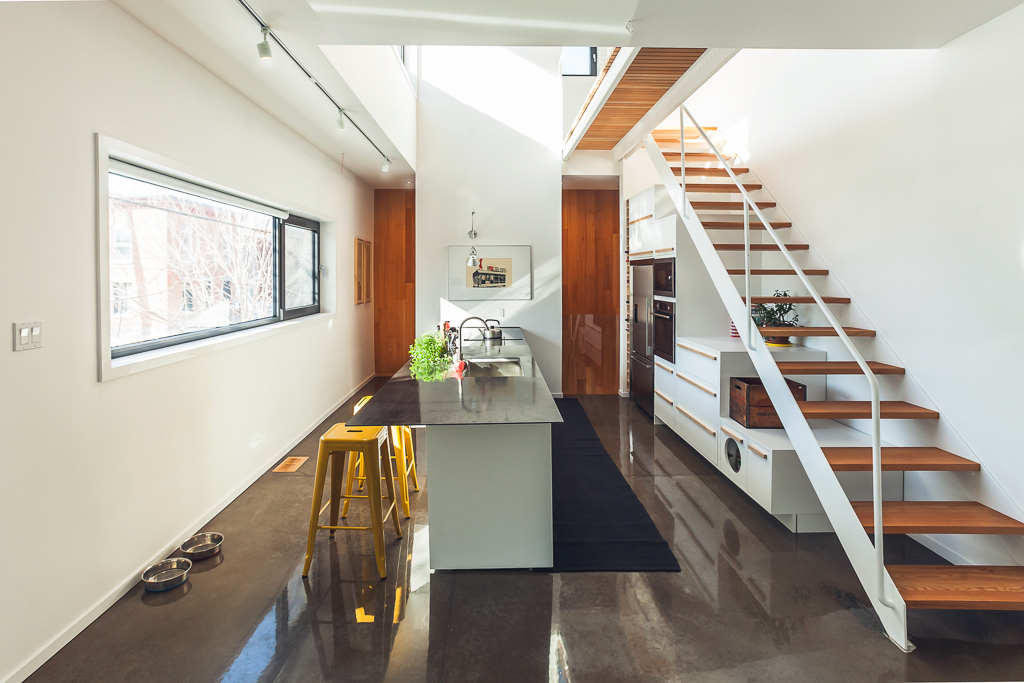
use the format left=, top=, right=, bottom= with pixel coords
left=321, top=45, right=418, bottom=170
left=0, top=3, right=374, bottom=681
left=685, top=5, right=1024, bottom=564
left=417, top=46, right=563, bottom=392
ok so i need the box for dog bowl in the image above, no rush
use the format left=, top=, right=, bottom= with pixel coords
left=141, top=558, right=192, bottom=592
left=180, top=532, right=224, bottom=561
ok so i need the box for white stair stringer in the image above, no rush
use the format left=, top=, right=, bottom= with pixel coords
left=643, top=135, right=912, bottom=652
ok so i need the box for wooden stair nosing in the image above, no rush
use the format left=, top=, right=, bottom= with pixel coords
left=715, top=243, right=809, bottom=251
left=742, top=296, right=850, bottom=304
left=799, top=400, right=939, bottom=420
left=758, top=326, right=874, bottom=337
left=852, top=501, right=1024, bottom=535
left=664, top=152, right=738, bottom=161
left=705, top=221, right=792, bottom=230
left=776, top=361, right=904, bottom=375
left=694, top=201, right=776, bottom=210
left=728, top=269, right=829, bottom=276
left=824, top=447, right=979, bottom=472
left=676, top=167, right=751, bottom=177
left=679, top=181, right=763, bottom=193
left=887, top=565, right=1024, bottom=610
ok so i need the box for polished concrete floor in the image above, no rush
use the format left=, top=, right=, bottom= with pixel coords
left=28, top=386, right=1024, bottom=682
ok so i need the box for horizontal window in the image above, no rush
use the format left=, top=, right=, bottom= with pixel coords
left=562, top=46, right=597, bottom=76
left=107, top=164, right=319, bottom=358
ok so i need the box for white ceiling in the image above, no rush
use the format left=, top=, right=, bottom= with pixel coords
left=309, top=0, right=1024, bottom=48
left=110, top=0, right=1024, bottom=187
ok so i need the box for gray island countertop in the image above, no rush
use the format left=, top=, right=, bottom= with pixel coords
left=347, top=328, right=563, bottom=426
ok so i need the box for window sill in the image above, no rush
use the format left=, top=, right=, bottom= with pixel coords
left=100, top=312, right=335, bottom=382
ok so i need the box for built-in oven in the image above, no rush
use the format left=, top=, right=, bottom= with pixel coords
left=653, top=300, right=675, bottom=363
left=653, top=258, right=675, bottom=298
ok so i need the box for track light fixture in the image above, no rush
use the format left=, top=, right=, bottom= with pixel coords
left=467, top=211, right=479, bottom=268
left=382, top=158, right=391, bottom=172
left=337, top=108, right=346, bottom=130
left=257, top=27, right=272, bottom=59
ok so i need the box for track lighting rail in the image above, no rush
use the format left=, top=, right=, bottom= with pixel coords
left=233, top=0, right=391, bottom=165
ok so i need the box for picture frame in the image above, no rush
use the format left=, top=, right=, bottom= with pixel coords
left=447, top=245, right=532, bottom=301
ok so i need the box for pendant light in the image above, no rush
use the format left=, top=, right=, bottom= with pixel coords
left=257, top=27, right=272, bottom=60
left=467, top=210, right=479, bottom=268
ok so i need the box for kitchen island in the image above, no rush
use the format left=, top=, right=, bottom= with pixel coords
left=347, top=328, right=562, bottom=570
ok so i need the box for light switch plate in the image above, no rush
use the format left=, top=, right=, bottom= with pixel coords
left=13, top=321, right=42, bottom=351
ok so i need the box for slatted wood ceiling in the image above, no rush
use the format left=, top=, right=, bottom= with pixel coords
left=576, top=48, right=706, bottom=150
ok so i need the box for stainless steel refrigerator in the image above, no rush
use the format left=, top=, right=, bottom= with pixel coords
left=630, top=263, right=655, bottom=417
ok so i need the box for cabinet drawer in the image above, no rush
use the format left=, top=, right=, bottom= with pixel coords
left=654, top=360, right=675, bottom=398
left=675, top=341, right=720, bottom=386
left=654, top=389, right=675, bottom=428
left=673, top=403, right=718, bottom=465
left=746, top=440, right=772, bottom=511
left=675, top=370, right=719, bottom=422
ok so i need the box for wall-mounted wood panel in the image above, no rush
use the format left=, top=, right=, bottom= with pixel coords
left=577, top=48, right=706, bottom=150
left=374, top=189, right=415, bottom=377
left=562, top=189, right=620, bottom=395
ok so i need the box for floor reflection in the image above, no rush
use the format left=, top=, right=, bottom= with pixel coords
left=27, top=393, right=1024, bottom=683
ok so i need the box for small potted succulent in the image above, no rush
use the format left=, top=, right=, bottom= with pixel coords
left=751, top=289, right=799, bottom=347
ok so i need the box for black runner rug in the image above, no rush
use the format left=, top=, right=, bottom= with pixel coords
left=549, top=398, right=680, bottom=572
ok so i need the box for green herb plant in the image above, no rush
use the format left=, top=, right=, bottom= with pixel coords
left=750, top=289, right=800, bottom=328
left=409, top=331, right=453, bottom=382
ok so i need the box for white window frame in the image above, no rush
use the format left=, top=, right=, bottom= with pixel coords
left=94, top=134, right=336, bottom=382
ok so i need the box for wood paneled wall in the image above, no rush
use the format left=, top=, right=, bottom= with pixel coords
left=374, top=189, right=415, bottom=376
left=562, top=189, right=620, bottom=395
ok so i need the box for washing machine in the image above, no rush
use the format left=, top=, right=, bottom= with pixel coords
left=717, top=424, right=748, bottom=491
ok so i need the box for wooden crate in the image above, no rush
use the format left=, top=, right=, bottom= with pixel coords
left=729, top=376, right=807, bottom=429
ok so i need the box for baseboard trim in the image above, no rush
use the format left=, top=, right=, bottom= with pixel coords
left=551, top=392, right=564, bottom=399
left=4, top=374, right=374, bottom=683
left=618, top=390, right=629, bottom=398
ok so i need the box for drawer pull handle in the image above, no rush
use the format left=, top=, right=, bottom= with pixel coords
left=655, top=361, right=673, bottom=373
left=655, top=390, right=673, bottom=405
left=675, top=404, right=716, bottom=435
left=676, top=370, right=717, bottom=396
left=721, top=426, right=744, bottom=443
left=749, top=443, right=768, bottom=459
left=676, top=342, right=717, bottom=360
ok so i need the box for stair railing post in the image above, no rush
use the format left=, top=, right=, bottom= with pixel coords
left=679, top=108, right=687, bottom=217
left=744, top=198, right=753, bottom=350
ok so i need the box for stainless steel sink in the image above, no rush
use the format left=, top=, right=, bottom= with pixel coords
left=464, top=358, right=523, bottom=377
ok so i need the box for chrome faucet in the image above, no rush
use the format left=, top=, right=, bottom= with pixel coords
left=456, top=316, right=490, bottom=360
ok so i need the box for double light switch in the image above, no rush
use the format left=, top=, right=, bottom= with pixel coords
left=13, top=321, right=42, bottom=351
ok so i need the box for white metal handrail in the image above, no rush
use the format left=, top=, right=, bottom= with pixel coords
left=680, top=105, right=893, bottom=611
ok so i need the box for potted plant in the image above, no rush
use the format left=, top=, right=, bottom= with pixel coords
left=409, top=331, right=453, bottom=382
left=751, top=289, right=800, bottom=347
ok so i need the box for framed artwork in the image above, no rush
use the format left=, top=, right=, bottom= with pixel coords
left=447, top=245, right=532, bottom=301
left=355, top=238, right=373, bottom=305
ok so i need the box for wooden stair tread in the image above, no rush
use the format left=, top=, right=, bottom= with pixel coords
left=798, top=400, right=939, bottom=419
left=887, top=565, right=1024, bottom=610
left=824, top=447, right=979, bottom=471
left=728, top=269, right=829, bottom=276
left=677, top=167, right=750, bottom=177
left=715, top=243, right=809, bottom=251
left=852, top=501, right=1024, bottom=535
left=777, top=361, right=904, bottom=375
left=705, top=221, right=791, bottom=230
left=663, top=152, right=737, bottom=161
left=743, top=296, right=849, bottom=304
left=653, top=127, right=717, bottom=142
left=694, top=201, right=776, bottom=210
left=758, top=326, right=874, bottom=337
left=683, top=182, right=762, bottom=192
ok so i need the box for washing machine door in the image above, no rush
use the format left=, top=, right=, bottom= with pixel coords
left=725, top=437, right=742, bottom=474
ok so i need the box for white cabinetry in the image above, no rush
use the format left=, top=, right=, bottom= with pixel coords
left=628, top=186, right=676, bottom=256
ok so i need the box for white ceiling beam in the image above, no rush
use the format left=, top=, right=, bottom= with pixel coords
left=612, top=48, right=740, bottom=162
left=561, top=47, right=639, bottom=161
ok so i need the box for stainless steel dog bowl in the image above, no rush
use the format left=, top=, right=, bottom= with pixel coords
left=141, top=558, right=192, bottom=592
left=180, top=532, right=224, bottom=561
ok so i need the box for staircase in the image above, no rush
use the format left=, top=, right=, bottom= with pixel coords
left=643, top=118, right=1024, bottom=647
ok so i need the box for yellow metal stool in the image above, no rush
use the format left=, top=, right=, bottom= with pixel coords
left=302, top=423, right=402, bottom=580
left=346, top=397, right=420, bottom=519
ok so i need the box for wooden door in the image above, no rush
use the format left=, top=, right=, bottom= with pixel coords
left=373, top=189, right=415, bottom=376
left=562, top=189, right=620, bottom=395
